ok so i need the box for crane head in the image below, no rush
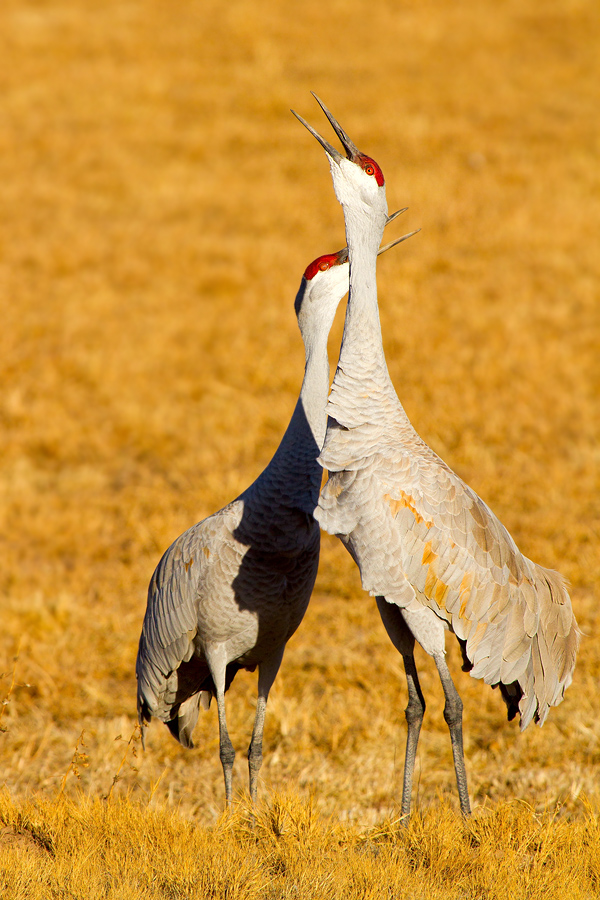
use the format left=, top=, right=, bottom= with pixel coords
left=302, top=248, right=349, bottom=283
left=295, top=225, right=419, bottom=327
left=295, top=248, right=350, bottom=326
left=291, top=94, right=388, bottom=222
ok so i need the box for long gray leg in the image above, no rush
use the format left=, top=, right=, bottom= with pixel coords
left=433, top=651, right=471, bottom=816
left=400, top=652, right=426, bottom=818
left=205, top=645, right=235, bottom=807
left=248, top=646, right=285, bottom=803
left=376, top=597, right=426, bottom=819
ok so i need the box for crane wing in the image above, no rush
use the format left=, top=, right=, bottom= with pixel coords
left=137, top=494, right=320, bottom=745
left=136, top=501, right=246, bottom=734
left=318, top=428, right=579, bottom=728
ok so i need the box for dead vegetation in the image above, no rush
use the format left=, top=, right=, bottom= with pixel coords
left=2, top=789, right=600, bottom=900
left=0, top=0, right=599, bottom=895
left=2, top=790, right=600, bottom=899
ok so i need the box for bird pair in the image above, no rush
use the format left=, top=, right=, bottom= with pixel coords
left=136, top=95, right=580, bottom=817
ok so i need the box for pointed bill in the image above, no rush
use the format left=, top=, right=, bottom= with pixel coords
left=291, top=109, right=344, bottom=163
left=378, top=229, right=421, bottom=256
left=386, top=208, right=409, bottom=225
left=310, top=93, right=361, bottom=160
left=331, top=219, right=418, bottom=262
left=292, top=93, right=362, bottom=164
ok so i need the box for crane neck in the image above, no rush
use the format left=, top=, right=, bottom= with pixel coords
left=278, top=314, right=332, bottom=457
left=246, top=308, right=333, bottom=515
left=320, top=194, right=408, bottom=434
left=338, top=202, right=389, bottom=376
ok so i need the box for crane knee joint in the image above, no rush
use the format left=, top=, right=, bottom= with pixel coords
left=405, top=699, right=425, bottom=726
left=220, top=743, right=235, bottom=769
left=443, top=695, right=463, bottom=729
left=248, top=747, right=263, bottom=773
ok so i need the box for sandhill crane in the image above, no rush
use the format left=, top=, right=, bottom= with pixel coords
left=135, top=236, right=410, bottom=804
left=293, top=95, right=580, bottom=818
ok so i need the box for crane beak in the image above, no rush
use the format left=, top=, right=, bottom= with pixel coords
left=333, top=215, right=418, bottom=260
left=377, top=229, right=421, bottom=256
left=333, top=225, right=419, bottom=263
left=386, top=208, right=408, bottom=225
left=291, top=108, right=344, bottom=163
left=309, top=93, right=362, bottom=161
left=291, top=93, right=361, bottom=164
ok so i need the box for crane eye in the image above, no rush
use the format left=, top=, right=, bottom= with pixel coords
left=319, top=261, right=329, bottom=271
left=364, top=164, right=375, bottom=176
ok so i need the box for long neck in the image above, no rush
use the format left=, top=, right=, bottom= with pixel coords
left=248, top=316, right=331, bottom=513
left=342, top=207, right=386, bottom=367
left=328, top=203, right=395, bottom=426
left=279, top=324, right=331, bottom=455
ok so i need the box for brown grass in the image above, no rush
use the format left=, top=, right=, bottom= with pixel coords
left=2, top=791, right=600, bottom=899
left=1, top=0, right=599, bottom=894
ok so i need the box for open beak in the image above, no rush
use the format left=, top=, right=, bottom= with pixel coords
left=379, top=208, right=420, bottom=252
left=386, top=207, right=408, bottom=225
left=292, top=96, right=418, bottom=253
left=377, top=228, right=421, bottom=256
left=335, top=218, right=419, bottom=261
left=291, top=92, right=361, bottom=164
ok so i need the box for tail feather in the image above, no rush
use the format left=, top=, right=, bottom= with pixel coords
left=512, top=565, right=580, bottom=730
left=166, top=693, right=203, bottom=749
left=497, top=681, right=521, bottom=721
left=136, top=659, right=243, bottom=748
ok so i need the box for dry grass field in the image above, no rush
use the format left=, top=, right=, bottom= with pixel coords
left=1, top=0, right=599, bottom=895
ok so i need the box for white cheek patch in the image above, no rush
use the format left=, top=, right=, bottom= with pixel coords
left=329, top=157, right=386, bottom=215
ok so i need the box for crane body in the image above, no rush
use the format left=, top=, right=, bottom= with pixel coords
left=137, top=246, right=378, bottom=804
left=293, top=95, right=580, bottom=818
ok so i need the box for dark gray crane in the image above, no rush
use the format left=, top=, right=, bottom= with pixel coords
left=136, top=235, right=410, bottom=804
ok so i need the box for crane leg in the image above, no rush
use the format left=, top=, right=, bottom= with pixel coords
left=205, top=645, right=235, bottom=807
left=375, top=597, right=425, bottom=820
left=433, top=651, right=471, bottom=817
left=400, top=653, right=426, bottom=819
left=248, top=646, right=285, bottom=803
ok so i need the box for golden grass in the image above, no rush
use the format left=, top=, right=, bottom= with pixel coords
left=1, top=0, right=599, bottom=894
left=2, top=791, right=600, bottom=900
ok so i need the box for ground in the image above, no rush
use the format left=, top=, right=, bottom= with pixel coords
left=0, top=1, right=598, bottom=895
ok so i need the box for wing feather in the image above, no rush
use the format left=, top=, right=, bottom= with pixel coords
left=136, top=502, right=244, bottom=727
left=318, top=425, right=580, bottom=728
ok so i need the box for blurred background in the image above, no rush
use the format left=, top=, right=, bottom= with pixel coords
left=0, top=0, right=598, bottom=824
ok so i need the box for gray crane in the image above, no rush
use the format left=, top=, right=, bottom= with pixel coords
left=135, top=236, right=410, bottom=804
left=293, top=95, right=581, bottom=818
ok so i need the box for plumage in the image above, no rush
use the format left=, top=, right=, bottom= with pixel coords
left=136, top=247, right=353, bottom=804
left=135, top=231, right=412, bottom=803
left=294, top=94, right=580, bottom=817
